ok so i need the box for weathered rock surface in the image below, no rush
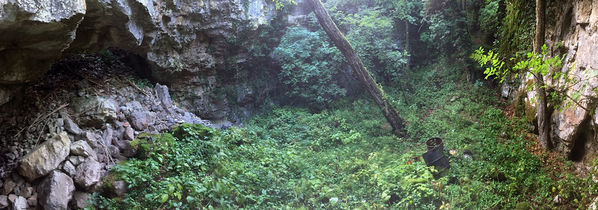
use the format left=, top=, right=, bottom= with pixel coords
left=112, top=180, right=128, bottom=197
left=0, top=0, right=86, bottom=94
left=62, top=161, right=76, bottom=177
left=74, top=159, right=103, bottom=189
left=71, top=191, right=90, bottom=209
left=2, top=179, right=15, bottom=195
left=517, top=0, right=598, bottom=162
left=0, top=195, right=7, bottom=209
left=61, top=112, right=83, bottom=136
left=17, top=132, right=71, bottom=181
left=12, top=195, right=26, bottom=210
left=38, top=171, right=75, bottom=210
left=128, top=111, right=156, bottom=130
left=72, top=96, right=118, bottom=128
left=0, top=0, right=276, bottom=117
left=70, top=140, right=96, bottom=158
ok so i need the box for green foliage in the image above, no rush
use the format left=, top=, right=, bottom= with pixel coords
left=470, top=45, right=595, bottom=112
left=343, top=8, right=408, bottom=82
left=420, top=11, right=471, bottom=57
left=498, top=0, right=535, bottom=64
left=471, top=47, right=506, bottom=82
left=90, top=60, right=595, bottom=209
left=479, top=0, right=500, bottom=38
left=273, top=26, right=347, bottom=106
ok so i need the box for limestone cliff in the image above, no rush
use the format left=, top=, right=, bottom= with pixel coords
left=0, top=0, right=275, bottom=120
left=519, top=0, right=598, bottom=162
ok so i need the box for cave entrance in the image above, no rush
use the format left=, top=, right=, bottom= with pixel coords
left=47, top=48, right=155, bottom=86
left=568, top=118, right=593, bottom=162
left=0, top=48, right=155, bottom=177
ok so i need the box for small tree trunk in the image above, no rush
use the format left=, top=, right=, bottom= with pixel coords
left=307, top=0, right=407, bottom=136
left=405, top=20, right=410, bottom=71
left=534, top=0, right=552, bottom=150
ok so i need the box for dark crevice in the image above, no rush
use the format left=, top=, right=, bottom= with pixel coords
left=568, top=117, right=592, bottom=162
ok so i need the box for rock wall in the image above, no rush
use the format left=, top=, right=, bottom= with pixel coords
left=0, top=78, right=207, bottom=209
left=0, top=0, right=276, bottom=120
left=519, top=0, right=598, bottom=162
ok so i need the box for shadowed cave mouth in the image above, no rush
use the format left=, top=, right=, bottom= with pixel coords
left=43, top=48, right=155, bottom=91
left=0, top=48, right=154, bottom=177
left=568, top=118, right=592, bottom=162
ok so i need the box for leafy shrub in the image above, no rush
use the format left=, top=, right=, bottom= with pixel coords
left=344, top=8, right=408, bottom=83
left=273, top=26, right=347, bottom=106
left=479, top=0, right=500, bottom=39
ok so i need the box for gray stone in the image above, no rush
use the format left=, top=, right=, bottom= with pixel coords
left=71, top=97, right=118, bottom=128
left=71, top=191, right=90, bottom=209
left=84, top=131, right=98, bottom=148
left=2, top=179, right=16, bottom=195
left=112, top=181, right=128, bottom=197
left=128, top=111, right=156, bottom=130
left=108, top=145, right=125, bottom=160
left=7, top=194, right=16, bottom=203
left=124, top=126, right=135, bottom=140
left=103, top=126, right=114, bottom=147
left=16, top=186, right=33, bottom=198
left=62, top=161, right=76, bottom=177
left=61, top=112, right=83, bottom=136
left=68, top=156, right=85, bottom=166
left=70, top=140, right=96, bottom=158
left=0, top=88, right=12, bottom=107
left=74, top=159, right=103, bottom=189
left=112, top=138, right=133, bottom=157
left=17, top=132, right=71, bottom=181
left=26, top=194, right=37, bottom=207
left=12, top=196, right=26, bottom=210
left=155, top=84, right=174, bottom=112
left=38, top=171, right=75, bottom=210
left=0, top=195, right=7, bottom=209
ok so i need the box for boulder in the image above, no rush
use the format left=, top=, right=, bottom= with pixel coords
left=71, top=97, right=118, bottom=128
left=155, top=84, right=174, bottom=112
left=68, top=156, right=85, bottom=166
left=112, top=180, right=128, bottom=197
left=112, top=138, right=134, bottom=157
left=26, top=194, right=37, bottom=207
left=71, top=191, right=91, bottom=209
left=70, top=140, right=96, bottom=158
left=74, top=159, right=103, bottom=189
left=17, top=132, right=71, bottom=181
left=124, top=126, right=135, bottom=140
left=0, top=195, right=7, bottom=209
left=62, top=161, right=76, bottom=177
left=12, top=196, right=26, bottom=210
left=37, top=171, right=75, bottom=210
left=84, top=131, right=99, bottom=148
left=61, top=112, right=83, bottom=136
left=2, top=179, right=15, bottom=195
left=128, top=111, right=156, bottom=130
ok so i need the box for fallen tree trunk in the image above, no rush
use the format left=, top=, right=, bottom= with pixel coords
left=307, top=0, right=407, bottom=136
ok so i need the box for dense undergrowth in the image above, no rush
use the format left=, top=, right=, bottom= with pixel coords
left=89, top=61, right=598, bottom=209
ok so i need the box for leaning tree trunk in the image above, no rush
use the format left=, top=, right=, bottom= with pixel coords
left=534, top=0, right=552, bottom=150
left=307, top=0, right=407, bottom=136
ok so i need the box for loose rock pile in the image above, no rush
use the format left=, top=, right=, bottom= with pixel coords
left=0, top=54, right=211, bottom=209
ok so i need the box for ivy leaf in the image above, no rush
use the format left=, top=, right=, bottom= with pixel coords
left=160, top=194, right=169, bottom=203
